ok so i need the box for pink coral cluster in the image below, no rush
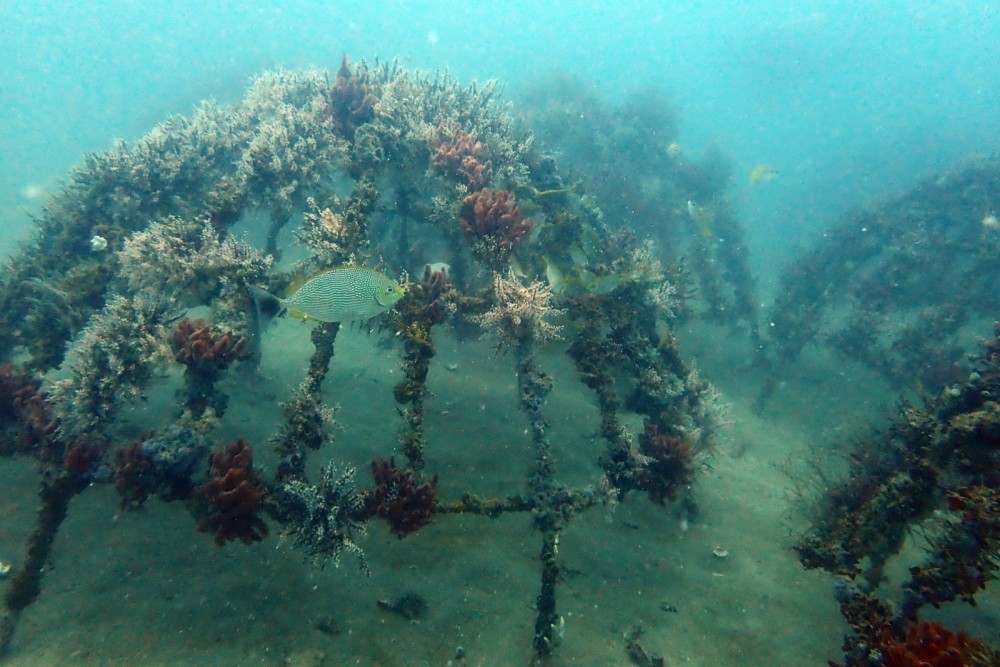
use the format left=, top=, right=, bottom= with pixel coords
left=430, top=122, right=493, bottom=189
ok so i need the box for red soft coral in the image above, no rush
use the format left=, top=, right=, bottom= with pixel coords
left=329, top=54, right=375, bottom=136
left=199, top=439, right=269, bottom=546
left=170, top=318, right=250, bottom=373
left=881, top=620, right=982, bottom=667
left=363, top=458, right=437, bottom=538
left=0, top=363, right=57, bottom=456
left=431, top=122, right=493, bottom=189
left=636, top=422, right=694, bottom=504
left=458, top=188, right=532, bottom=270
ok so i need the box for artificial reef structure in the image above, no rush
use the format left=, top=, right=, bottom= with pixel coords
left=757, top=158, right=1000, bottom=409
left=0, top=57, right=729, bottom=664
left=796, top=323, right=1000, bottom=666
left=519, top=74, right=759, bottom=341
left=768, top=156, right=1000, bottom=665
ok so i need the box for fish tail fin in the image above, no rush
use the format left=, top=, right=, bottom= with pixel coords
left=248, top=285, right=283, bottom=332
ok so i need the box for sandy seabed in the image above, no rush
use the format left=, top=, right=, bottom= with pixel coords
left=1, top=319, right=997, bottom=666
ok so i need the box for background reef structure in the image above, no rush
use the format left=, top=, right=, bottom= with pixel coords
left=756, top=157, right=1000, bottom=408
left=518, top=73, right=759, bottom=340
left=0, top=57, right=729, bottom=663
left=795, top=324, right=1000, bottom=665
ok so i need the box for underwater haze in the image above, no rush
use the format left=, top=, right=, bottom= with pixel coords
left=4, top=2, right=999, bottom=271
left=2, top=2, right=1000, bottom=666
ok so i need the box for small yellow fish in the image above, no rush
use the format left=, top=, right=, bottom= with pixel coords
left=588, top=274, right=625, bottom=295
left=544, top=256, right=565, bottom=294
left=251, top=266, right=405, bottom=324
left=654, top=317, right=674, bottom=349
left=568, top=244, right=589, bottom=267
left=687, top=200, right=715, bottom=239
left=579, top=228, right=600, bottom=260
left=531, top=183, right=576, bottom=198
left=750, top=164, right=778, bottom=184
left=509, top=255, right=529, bottom=279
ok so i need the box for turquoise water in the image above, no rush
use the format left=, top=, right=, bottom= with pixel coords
left=1, top=3, right=999, bottom=665
left=4, top=3, right=998, bottom=272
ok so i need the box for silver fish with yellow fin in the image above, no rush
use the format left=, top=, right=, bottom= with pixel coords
left=251, top=266, right=405, bottom=324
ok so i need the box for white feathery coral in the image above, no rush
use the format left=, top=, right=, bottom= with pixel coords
left=476, top=271, right=563, bottom=351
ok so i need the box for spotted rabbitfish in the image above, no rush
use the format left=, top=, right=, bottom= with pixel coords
left=251, top=266, right=405, bottom=324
